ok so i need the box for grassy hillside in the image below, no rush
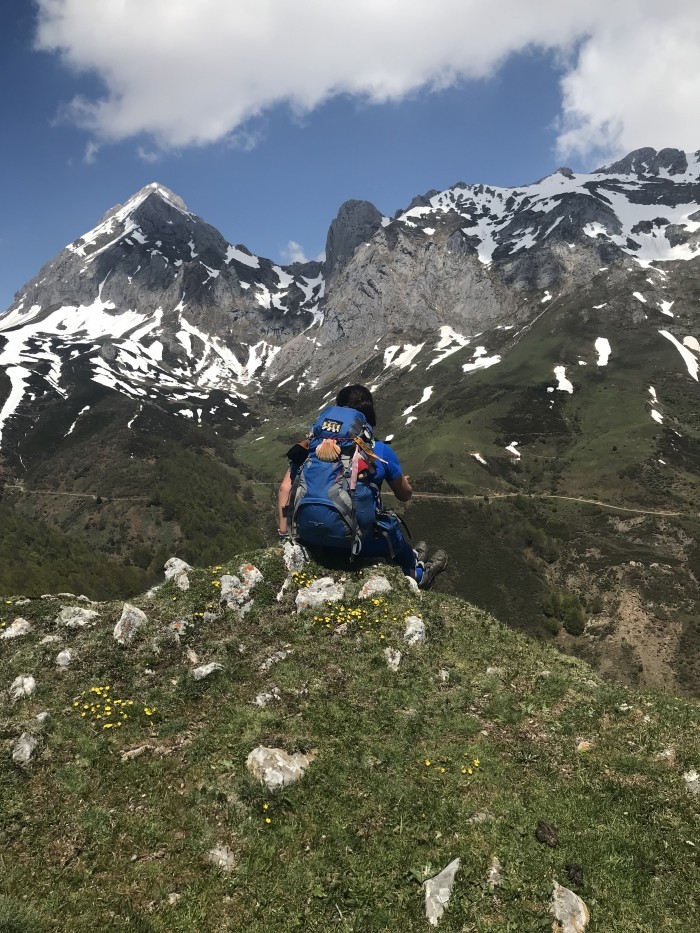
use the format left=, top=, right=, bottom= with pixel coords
left=1, top=548, right=698, bottom=931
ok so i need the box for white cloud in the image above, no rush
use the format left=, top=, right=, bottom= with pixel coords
left=35, top=0, right=700, bottom=163
left=280, top=240, right=308, bottom=264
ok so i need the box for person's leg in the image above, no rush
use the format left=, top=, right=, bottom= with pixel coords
left=361, top=515, right=418, bottom=577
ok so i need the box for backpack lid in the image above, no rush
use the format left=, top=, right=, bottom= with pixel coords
left=311, top=406, right=373, bottom=445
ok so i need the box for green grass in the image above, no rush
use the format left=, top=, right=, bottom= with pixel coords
left=1, top=548, right=698, bottom=931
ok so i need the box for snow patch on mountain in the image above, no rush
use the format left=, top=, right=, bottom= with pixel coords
left=659, top=331, right=699, bottom=381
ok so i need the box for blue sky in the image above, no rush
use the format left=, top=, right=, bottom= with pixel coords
left=1, top=0, right=698, bottom=311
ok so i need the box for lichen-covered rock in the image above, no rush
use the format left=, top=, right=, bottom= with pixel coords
left=114, top=604, right=148, bottom=645
left=56, top=649, right=72, bottom=668
left=192, top=662, right=223, bottom=681
left=404, top=615, right=426, bottom=645
left=246, top=746, right=315, bottom=791
left=0, top=618, right=33, bottom=639
left=424, top=857, right=460, bottom=926
left=550, top=882, right=590, bottom=932
left=57, top=606, right=100, bottom=629
left=12, top=732, right=39, bottom=764
left=10, top=675, right=36, bottom=703
left=220, top=563, right=263, bottom=614
left=296, top=577, right=344, bottom=612
left=359, top=575, right=392, bottom=599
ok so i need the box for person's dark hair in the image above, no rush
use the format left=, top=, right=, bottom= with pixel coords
left=336, top=384, right=377, bottom=427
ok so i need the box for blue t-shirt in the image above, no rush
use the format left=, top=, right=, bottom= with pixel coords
left=371, top=441, right=403, bottom=488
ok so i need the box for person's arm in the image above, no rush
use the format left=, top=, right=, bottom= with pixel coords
left=388, top=474, right=413, bottom=502
left=277, top=469, right=292, bottom=536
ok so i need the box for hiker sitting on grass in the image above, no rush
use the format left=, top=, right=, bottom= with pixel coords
left=277, top=384, right=447, bottom=589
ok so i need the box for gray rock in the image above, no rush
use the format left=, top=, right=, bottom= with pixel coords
left=202, top=611, right=219, bottom=623
left=57, top=606, right=100, bottom=629
left=438, top=668, right=450, bottom=684
left=254, top=687, right=281, bottom=707
left=10, top=675, right=36, bottom=703
left=12, top=732, right=39, bottom=764
left=114, top=604, right=148, bottom=645
left=424, top=857, right=460, bottom=926
left=359, top=575, right=392, bottom=599
left=550, top=882, right=590, bottom=932
left=246, top=745, right=315, bottom=791
left=40, top=634, right=62, bottom=645
left=164, top=557, right=193, bottom=580
left=296, top=577, right=344, bottom=613
left=683, top=769, right=699, bottom=795
left=55, top=649, right=72, bottom=668
left=403, top=615, right=426, bottom=645
left=259, top=649, right=292, bottom=672
left=0, top=618, right=33, bottom=639
left=467, top=811, right=494, bottom=825
left=164, top=557, right=192, bottom=591
left=487, top=856, right=502, bottom=892
left=192, top=662, right=223, bottom=681
left=207, top=844, right=237, bottom=872
left=35, top=711, right=50, bottom=725
left=220, top=563, right=263, bottom=613
left=282, top=540, right=307, bottom=572
left=325, top=199, right=384, bottom=279
left=383, top=647, right=402, bottom=671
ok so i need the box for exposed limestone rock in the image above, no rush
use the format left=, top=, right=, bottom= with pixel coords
left=260, top=649, right=292, bottom=672
left=164, top=558, right=192, bottom=591
left=0, top=618, right=33, bottom=639
left=254, top=687, right=281, bottom=707
left=576, top=740, right=593, bottom=753
left=220, top=563, right=263, bottom=614
left=55, top=649, right=72, bottom=668
left=438, top=668, right=450, bottom=684
left=35, top=711, right=50, bottom=725
left=359, top=575, right=392, bottom=599
left=207, top=844, right=237, bottom=872
left=467, top=811, right=494, bottom=825
left=296, top=577, right=344, bottom=613
left=405, top=576, right=421, bottom=596
left=550, top=882, right=590, bottom=932
left=424, top=857, right=460, bottom=926
left=404, top=615, right=426, bottom=645
left=282, top=541, right=307, bottom=573
left=40, top=634, right=61, bottom=645
left=10, top=675, right=36, bottom=703
left=163, top=557, right=191, bottom=577
left=114, top=604, right=148, bottom=646
left=487, top=856, right=503, bottom=892
left=246, top=746, right=315, bottom=791
left=12, top=732, right=39, bottom=764
left=192, top=662, right=223, bottom=681
left=383, top=647, right=402, bottom=671
left=683, top=769, right=699, bottom=795
left=57, top=606, right=99, bottom=629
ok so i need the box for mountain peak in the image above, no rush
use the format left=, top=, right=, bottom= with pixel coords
left=594, top=146, right=693, bottom=177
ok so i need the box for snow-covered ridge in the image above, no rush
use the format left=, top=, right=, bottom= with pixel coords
left=391, top=148, right=700, bottom=267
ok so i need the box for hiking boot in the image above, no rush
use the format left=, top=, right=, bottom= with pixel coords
left=413, top=540, right=429, bottom=564
left=418, top=549, right=448, bottom=590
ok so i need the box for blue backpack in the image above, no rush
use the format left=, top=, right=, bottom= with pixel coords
left=290, top=406, right=382, bottom=554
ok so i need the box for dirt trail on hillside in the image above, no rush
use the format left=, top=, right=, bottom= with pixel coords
left=410, top=491, right=685, bottom=517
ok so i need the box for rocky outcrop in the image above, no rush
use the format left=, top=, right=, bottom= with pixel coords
left=325, top=199, right=384, bottom=280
